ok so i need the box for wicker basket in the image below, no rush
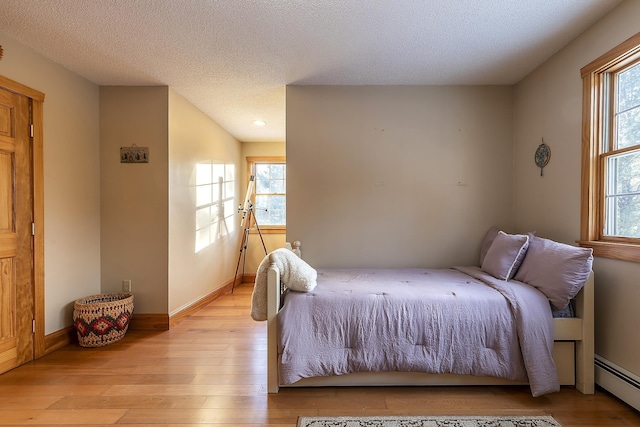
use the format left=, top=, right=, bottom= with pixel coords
left=73, top=292, right=134, bottom=347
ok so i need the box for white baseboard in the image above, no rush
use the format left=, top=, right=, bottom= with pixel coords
left=595, top=354, right=640, bottom=411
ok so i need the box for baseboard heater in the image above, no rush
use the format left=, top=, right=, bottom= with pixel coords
left=595, top=355, right=640, bottom=411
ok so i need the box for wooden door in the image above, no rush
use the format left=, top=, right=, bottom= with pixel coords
left=0, top=87, right=34, bottom=373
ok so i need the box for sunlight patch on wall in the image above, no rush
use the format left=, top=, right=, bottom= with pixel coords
left=195, top=162, right=235, bottom=252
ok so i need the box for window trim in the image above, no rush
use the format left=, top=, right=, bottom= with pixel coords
left=579, top=31, right=640, bottom=262
left=246, top=156, right=286, bottom=234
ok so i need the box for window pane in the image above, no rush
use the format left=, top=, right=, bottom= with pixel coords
left=609, top=150, right=640, bottom=194
left=255, top=175, right=270, bottom=193
left=269, top=195, right=286, bottom=212
left=250, top=160, right=286, bottom=226
left=618, top=62, right=640, bottom=112
left=255, top=195, right=286, bottom=225
left=606, top=195, right=640, bottom=237
left=256, top=207, right=283, bottom=225
left=269, top=164, right=285, bottom=179
left=256, top=164, right=270, bottom=180
left=255, top=164, right=286, bottom=190
left=605, top=150, right=640, bottom=237
left=254, top=194, right=268, bottom=212
left=616, top=62, right=640, bottom=150
left=270, top=178, right=285, bottom=193
left=616, top=106, right=640, bottom=150
left=258, top=207, right=285, bottom=225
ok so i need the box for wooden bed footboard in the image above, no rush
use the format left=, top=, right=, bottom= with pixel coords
left=266, top=256, right=281, bottom=393
left=266, top=243, right=595, bottom=395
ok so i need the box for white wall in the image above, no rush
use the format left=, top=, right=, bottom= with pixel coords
left=168, top=89, right=242, bottom=314
left=286, top=85, right=515, bottom=268
left=0, top=33, right=101, bottom=334
left=513, top=0, right=640, bottom=392
left=100, top=86, right=169, bottom=314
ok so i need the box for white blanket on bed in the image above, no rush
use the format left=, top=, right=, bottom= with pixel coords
left=250, top=248, right=317, bottom=321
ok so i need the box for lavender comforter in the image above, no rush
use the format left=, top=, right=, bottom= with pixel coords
left=277, top=266, right=559, bottom=397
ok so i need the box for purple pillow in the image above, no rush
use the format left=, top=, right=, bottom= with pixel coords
left=479, top=226, right=499, bottom=266
left=514, top=236, right=593, bottom=311
left=481, top=231, right=529, bottom=280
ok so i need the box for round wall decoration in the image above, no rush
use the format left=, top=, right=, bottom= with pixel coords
left=535, top=141, right=550, bottom=176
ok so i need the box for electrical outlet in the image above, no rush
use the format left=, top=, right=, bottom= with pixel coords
left=122, top=280, right=132, bottom=292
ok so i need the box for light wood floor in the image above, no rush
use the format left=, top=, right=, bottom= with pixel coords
left=0, top=283, right=638, bottom=426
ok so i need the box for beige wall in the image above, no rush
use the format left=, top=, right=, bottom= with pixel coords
left=0, top=34, right=247, bottom=329
left=513, top=0, right=640, bottom=387
left=240, top=141, right=287, bottom=275
left=100, top=86, right=169, bottom=313
left=286, top=85, right=515, bottom=268
left=168, top=89, right=242, bottom=314
left=0, top=33, right=101, bottom=334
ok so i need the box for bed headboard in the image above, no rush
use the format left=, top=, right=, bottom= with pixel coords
left=284, top=241, right=302, bottom=258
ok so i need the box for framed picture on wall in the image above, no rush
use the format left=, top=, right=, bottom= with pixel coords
left=120, top=145, right=149, bottom=163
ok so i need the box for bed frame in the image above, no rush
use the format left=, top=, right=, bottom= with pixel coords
left=266, top=242, right=595, bottom=395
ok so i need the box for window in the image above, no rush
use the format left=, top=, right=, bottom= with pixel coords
left=195, top=162, right=235, bottom=252
left=246, top=157, right=286, bottom=232
left=580, top=32, right=640, bottom=262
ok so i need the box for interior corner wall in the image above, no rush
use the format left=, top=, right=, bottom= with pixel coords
left=168, top=89, right=242, bottom=315
left=240, top=141, right=287, bottom=275
left=100, top=86, right=169, bottom=314
left=513, top=0, right=640, bottom=402
left=0, top=33, right=101, bottom=334
left=286, top=85, right=515, bottom=268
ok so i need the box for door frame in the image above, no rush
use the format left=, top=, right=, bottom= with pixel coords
left=0, top=75, right=45, bottom=359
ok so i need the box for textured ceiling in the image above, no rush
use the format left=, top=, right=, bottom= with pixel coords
left=0, top=0, right=622, bottom=142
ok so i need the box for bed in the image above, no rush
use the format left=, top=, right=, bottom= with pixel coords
left=253, top=230, right=595, bottom=397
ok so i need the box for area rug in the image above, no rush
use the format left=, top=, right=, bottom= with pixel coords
left=297, top=415, right=562, bottom=427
